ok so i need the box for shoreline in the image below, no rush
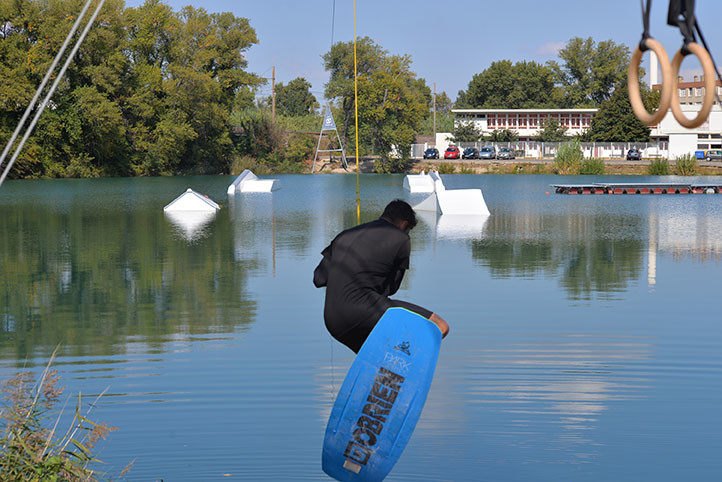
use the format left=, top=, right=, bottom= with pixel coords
left=319, top=158, right=722, bottom=175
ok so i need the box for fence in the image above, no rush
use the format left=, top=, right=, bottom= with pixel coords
left=410, top=141, right=670, bottom=160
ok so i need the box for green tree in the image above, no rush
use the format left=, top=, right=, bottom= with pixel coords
left=450, top=122, right=482, bottom=142
left=456, top=60, right=556, bottom=108
left=433, top=91, right=453, bottom=113
left=534, top=118, right=568, bottom=142
left=485, top=129, right=519, bottom=142
left=587, top=82, right=655, bottom=142
left=548, top=37, right=630, bottom=107
left=323, top=37, right=430, bottom=171
left=273, top=77, right=318, bottom=116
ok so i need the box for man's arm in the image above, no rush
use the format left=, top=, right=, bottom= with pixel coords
left=387, top=237, right=411, bottom=295
left=313, top=245, right=332, bottom=288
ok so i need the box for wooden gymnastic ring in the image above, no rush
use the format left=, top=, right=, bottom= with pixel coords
left=628, top=38, right=673, bottom=126
left=670, top=42, right=717, bottom=129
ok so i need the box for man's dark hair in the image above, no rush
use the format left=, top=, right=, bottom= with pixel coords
left=381, top=199, right=417, bottom=230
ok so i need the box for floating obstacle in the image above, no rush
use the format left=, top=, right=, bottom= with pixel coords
left=163, top=188, right=220, bottom=241
left=164, top=188, right=220, bottom=212
left=414, top=172, right=490, bottom=215
left=552, top=183, right=722, bottom=195
left=227, top=169, right=280, bottom=194
left=403, top=170, right=435, bottom=192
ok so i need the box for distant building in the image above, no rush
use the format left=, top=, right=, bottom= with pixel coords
left=650, top=76, right=722, bottom=156
left=452, top=108, right=597, bottom=141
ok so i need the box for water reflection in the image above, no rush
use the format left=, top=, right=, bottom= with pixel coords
left=468, top=334, right=651, bottom=462
left=0, top=180, right=257, bottom=361
left=470, top=213, right=645, bottom=299
left=164, top=210, right=217, bottom=242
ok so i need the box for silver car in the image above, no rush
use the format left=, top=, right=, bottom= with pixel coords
left=497, top=147, right=515, bottom=160
left=479, top=146, right=496, bottom=159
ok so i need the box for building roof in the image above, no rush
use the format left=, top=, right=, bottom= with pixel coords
left=453, top=108, right=598, bottom=114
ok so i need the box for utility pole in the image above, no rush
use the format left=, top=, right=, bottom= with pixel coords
left=272, top=66, right=276, bottom=123
left=433, top=82, right=437, bottom=144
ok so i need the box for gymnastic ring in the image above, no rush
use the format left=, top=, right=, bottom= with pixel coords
left=670, top=42, right=717, bottom=129
left=628, top=38, right=673, bottom=126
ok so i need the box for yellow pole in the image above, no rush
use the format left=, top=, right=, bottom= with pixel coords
left=353, top=0, right=360, bottom=224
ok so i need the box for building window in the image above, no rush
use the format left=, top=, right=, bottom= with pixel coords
left=696, top=88, right=704, bottom=96
left=488, top=115, right=496, bottom=129
left=519, top=115, right=527, bottom=127
left=679, top=89, right=686, bottom=98
left=498, top=115, right=507, bottom=128
left=698, top=144, right=709, bottom=150
left=529, top=115, right=538, bottom=128
left=509, top=115, right=517, bottom=127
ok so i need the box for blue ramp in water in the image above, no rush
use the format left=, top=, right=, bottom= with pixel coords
left=322, top=307, right=442, bottom=481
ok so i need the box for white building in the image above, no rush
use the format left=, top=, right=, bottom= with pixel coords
left=452, top=108, right=597, bottom=141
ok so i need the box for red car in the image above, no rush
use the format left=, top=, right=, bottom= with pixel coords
left=444, top=146, right=460, bottom=159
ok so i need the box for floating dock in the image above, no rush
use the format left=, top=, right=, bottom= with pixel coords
left=552, top=183, right=722, bottom=195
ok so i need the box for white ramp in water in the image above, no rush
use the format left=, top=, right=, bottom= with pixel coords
left=164, top=188, right=220, bottom=212
left=413, top=173, right=490, bottom=216
left=227, top=169, right=280, bottom=194
left=403, top=170, right=435, bottom=192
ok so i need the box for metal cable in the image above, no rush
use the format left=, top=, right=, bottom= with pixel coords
left=0, top=0, right=108, bottom=186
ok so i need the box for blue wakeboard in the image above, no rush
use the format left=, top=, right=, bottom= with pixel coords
left=322, top=307, right=442, bottom=481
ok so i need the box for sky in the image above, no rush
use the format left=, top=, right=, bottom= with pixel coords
left=124, top=0, right=722, bottom=104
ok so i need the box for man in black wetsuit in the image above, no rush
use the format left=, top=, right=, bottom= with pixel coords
left=313, top=199, right=449, bottom=353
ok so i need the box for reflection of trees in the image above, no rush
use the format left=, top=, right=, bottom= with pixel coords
left=471, top=213, right=644, bottom=299
left=0, top=204, right=257, bottom=361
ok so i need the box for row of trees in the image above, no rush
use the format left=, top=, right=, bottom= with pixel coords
left=1, top=0, right=263, bottom=178
left=455, top=37, right=659, bottom=143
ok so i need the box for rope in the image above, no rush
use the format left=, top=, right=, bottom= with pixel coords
left=0, top=0, right=108, bottom=187
left=353, top=0, right=360, bottom=225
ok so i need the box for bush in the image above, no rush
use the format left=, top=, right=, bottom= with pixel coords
left=458, top=165, right=475, bottom=174
left=436, top=163, right=457, bottom=174
left=579, top=157, right=605, bottom=175
left=674, top=153, right=697, bottom=175
left=553, top=139, right=583, bottom=174
left=0, top=351, right=125, bottom=480
left=648, top=158, right=670, bottom=175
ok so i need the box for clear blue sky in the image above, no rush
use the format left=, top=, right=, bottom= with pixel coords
left=125, top=0, right=722, bottom=103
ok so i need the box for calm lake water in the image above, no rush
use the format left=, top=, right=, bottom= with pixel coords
left=1, top=174, right=721, bottom=481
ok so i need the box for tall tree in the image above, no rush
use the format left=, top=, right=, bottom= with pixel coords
left=455, top=60, right=557, bottom=108
left=323, top=37, right=430, bottom=171
left=433, top=91, right=453, bottom=113
left=587, top=82, right=656, bottom=142
left=548, top=37, right=630, bottom=107
left=273, top=77, right=318, bottom=116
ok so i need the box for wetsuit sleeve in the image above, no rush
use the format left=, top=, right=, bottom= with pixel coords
left=387, top=238, right=411, bottom=296
left=313, top=244, right=332, bottom=288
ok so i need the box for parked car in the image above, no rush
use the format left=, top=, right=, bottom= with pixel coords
left=497, top=147, right=515, bottom=160
left=479, top=146, right=496, bottom=159
left=462, top=147, right=479, bottom=159
left=444, top=146, right=461, bottom=159
left=423, top=147, right=439, bottom=159
left=626, top=148, right=641, bottom=160
left=704, top=150, right=722, bottom=161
